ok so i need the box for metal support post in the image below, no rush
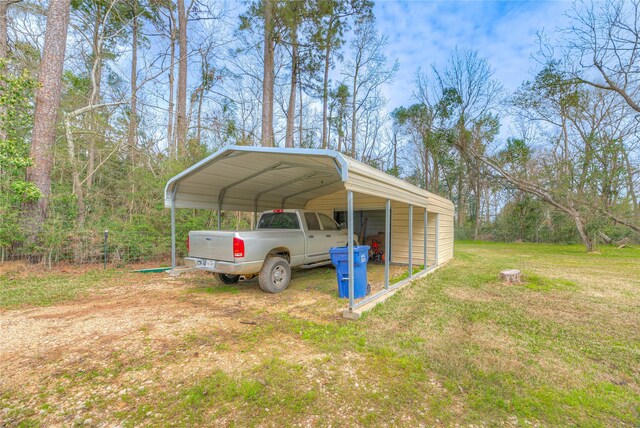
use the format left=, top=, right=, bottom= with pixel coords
left=347, top=191, right=355, bottom=310
left=217, top=208, right=221, bottom=230
left=423, top=209, right=428, bottom=270
left=171, top=186, right=178, bottom=270
left=435, top=213, right=440, bottom=265
left=408, top=204, right=413, bottom=278
left=103, top=230, right=109, bottom=270
left=384, top=199, right=390, bottom=290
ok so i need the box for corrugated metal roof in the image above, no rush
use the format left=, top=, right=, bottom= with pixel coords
left=164, top=146, right=453, bottom=211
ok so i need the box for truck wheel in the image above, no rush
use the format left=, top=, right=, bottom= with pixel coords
left=215, top=273, right=240, bottom=284
left=259, top=256, right=291, bottom=293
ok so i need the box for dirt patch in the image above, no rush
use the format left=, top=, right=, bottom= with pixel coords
left=0, top=270, right=340, bottom=425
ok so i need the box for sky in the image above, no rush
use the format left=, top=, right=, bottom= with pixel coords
left=373, top=0, right=574, bottom=113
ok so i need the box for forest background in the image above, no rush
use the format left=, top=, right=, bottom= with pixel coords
left=1, top=0, right=638, bottom=265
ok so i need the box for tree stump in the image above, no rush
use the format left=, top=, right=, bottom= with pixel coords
left=500, top=269, right=521, bottom=284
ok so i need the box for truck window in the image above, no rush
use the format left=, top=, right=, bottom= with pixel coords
left=257, top=212, right=300, bottom=229
left=318, top=213, right=339, bottom=230
left=304, top=212, right=321, bottom=230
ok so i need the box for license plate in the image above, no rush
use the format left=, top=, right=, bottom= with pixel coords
left=205, top=260, right=216, bottom=268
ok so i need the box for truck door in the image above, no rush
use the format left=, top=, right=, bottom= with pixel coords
left=318, top=213, right=348, bottom=249
left=303, top=212, right=327, bottom=263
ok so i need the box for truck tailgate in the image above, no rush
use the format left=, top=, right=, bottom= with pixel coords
left=189, top=231, right=235, bottom=261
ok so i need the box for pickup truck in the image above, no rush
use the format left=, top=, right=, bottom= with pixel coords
left=186, top=209, right=355, bottom=293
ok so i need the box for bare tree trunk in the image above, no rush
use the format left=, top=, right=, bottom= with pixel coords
left=0, top=0, right=23, bottom=60
left=321, top=40, right=331, bottom=149
left=0, top=0, right=20, bottom=142
left=86, top=6, right=104, bottom=191
left=624, top=151, right=638, bottom=214
left=128, top=1, right=139, bottom=224
left=573, top=211, right=593, bottom=252
left=327, top=103, right=333, bottom=149
left=298, top=64, right=303, bottom=146
left=484, top=184, right=491, bottom=223
left=284, top=28, right=297, bottom=148
left=167, top=21, right=176, bottom=155
left=261, top=0, right=274, bottom=147
left=393, top=135, right=397, bottom=171
left=457, top=174, right=465, bottom=227
left=196, top=88, right=203, bottom=144
left=350, top=70, right=358, bottom=158
left=337, top=112, right=342, bottom=152
left=0, top=2, right=9, bottom=59
left=127, top=1, right=138, bottom=162
left=175, top=0, right=188, bottom=155
left=423, top=149, right=428, bottom=189
left=433, top=159, right=439, bottom=192
left=0, top=0, right=20, bottom=57
left=64, top=114, right=84, bottom=228
left=474, top=178, right=482, bottom=240
left=24, top=0, right=71, bottom=245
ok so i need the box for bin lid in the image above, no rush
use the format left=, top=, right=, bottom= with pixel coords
left=329, top=245, right=370, bottom=254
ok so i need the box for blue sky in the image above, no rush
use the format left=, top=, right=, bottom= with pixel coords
left=374, top=0, right=574, bottom=111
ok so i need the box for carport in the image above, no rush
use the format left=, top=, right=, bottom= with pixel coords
left=165, top=145, right=454, bottom=317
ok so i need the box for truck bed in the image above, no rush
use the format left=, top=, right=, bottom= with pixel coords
left=189, top=231, right=236, bottom=261
left=188, top=229, right=307, bottom=267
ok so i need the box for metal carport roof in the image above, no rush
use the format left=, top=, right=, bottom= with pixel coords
left=164, top=145, right=442, bottom=211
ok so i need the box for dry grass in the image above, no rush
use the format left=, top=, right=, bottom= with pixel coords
left=366, top=242, right=640, bottom=425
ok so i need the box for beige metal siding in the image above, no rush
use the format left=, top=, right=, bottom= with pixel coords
left=344, top=164, right=429, bottom=209
left=391, top=205, right=454, bottom=266
left=437, top=212, right=454, bottom=264
left=305, top=190, right=387, bottom=215
left=307, top=190, right=455, bottom=266
left=390, top=204, right=434, bottom=265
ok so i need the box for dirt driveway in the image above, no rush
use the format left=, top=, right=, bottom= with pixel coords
left=0, top=264, right=406, bottom=426
left=0, top=268, right=334, bottom=422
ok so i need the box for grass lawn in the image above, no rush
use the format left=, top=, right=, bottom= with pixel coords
left=1, top=241, right=639, bottom=426
left=0, top=268, right=130, bottom=308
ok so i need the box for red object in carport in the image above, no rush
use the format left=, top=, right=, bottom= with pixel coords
left=369, top=239, right=384, bottom=262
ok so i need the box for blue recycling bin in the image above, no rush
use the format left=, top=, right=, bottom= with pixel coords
left=329, top=245, right=370, bottom=299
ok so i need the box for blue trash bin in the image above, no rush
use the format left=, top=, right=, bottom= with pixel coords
left=329, top=245, right=370, bottom=299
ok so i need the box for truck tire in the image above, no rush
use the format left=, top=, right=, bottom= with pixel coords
left=215, top=273, right=240, bottom=284
left=259, top=256, right=291, bottom=293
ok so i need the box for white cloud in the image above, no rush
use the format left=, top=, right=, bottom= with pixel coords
left=374, top=0, right=574, bottom=112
